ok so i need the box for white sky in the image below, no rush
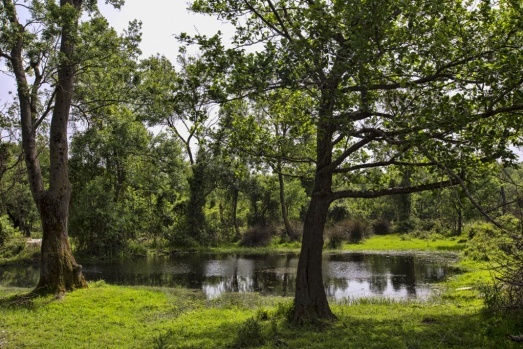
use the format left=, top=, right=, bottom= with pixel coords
left=97, top=0, right=233, bottom=61
left=0, top=0, right=232, bottom=104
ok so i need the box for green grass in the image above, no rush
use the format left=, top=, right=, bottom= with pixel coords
left=341, top=234, right=465, bottom=252
left=1, top=233, right=520, bottom=348
left=1, top=258, right=521, bottom=349
left=199, top=233, right=463, bottom=255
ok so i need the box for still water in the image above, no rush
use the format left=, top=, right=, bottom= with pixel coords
left=0, top=252, right=457, bottom=300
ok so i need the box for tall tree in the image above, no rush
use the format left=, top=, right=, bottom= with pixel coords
left=139, top=53, right=221, bottom=245
left=0, top=0, right=123, bottom=295
left=189, top=0, right=523, bottom=322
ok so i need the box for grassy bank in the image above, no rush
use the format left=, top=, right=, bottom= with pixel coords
left=0, top=232, right=462, bottom=266
left=2, top=233, right=519, bottom=348
left=1, top=259, right=520, bottom=348
left=0, top=267, right=520, bottom=349
left=342, top=233, right=465, bottom=252
left=205, top=233, right=464, bottom=255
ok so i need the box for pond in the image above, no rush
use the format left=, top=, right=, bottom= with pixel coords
left=0, top=252, right=458, bottom=301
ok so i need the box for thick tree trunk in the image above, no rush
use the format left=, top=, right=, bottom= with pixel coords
left=292, top=90, right=337, bottom=322
left=3, top=0, right=87, bottom=295
left=36, top=192, right=87, bottom=295
left=293, top=190, right=336, bottom=323
left=34, top=0, right=87, bottom=295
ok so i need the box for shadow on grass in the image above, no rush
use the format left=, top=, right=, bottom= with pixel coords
left=154, top=306, right=523, bottom=349
left=0, top=291, right=38, bottom=309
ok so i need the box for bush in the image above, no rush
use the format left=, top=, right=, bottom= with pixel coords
left=371, top=218, right=391, bottom=235
left=0, top=215, right=15, bottom=247
left=325, top=219, right=369, bottom=248
left=324, top=226, right=347, bottom=249
left=231, top=317, right=265, bottom=348
left=239, top=225, right=273, bottom=247
left=463, top=221, right=511, bottom=261
left=279, top=221, right=303, bottom=242
left=346, top=219, right=369, bottom=243
left=273, top=301, right=294, bottom=321
left=394, top=217, right=420, bottom=233
left=479, top=215, right=523, bottom=311
left=327, top=204, right=349, bottom=223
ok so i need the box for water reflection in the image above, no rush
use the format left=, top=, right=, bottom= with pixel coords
left=0, top=252, right=456, bottom=300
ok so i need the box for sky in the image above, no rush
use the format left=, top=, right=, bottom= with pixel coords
left=0, top=0, right=232, bottom=104
left=97, top=0, right=233, bottom=61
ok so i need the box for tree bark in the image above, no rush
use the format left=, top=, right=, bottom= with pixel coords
left=293, top=190, right=336, bottom=323
left=231, top=186, right=241, bottom=240
left=292, top=89, right=337, bottom=323
left=3, top=0, right=87, bottom=295
left=36, top=0, right=87, bottom=295
left=277, top=163, right=296, bottom=241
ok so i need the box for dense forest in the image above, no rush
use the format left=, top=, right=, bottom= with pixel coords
left=3, top=0, right=523, bottom=334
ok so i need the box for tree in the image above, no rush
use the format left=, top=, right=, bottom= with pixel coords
left=219, top=91, right=315, bottom=239
left=139, top=53, right=223, bottom=245
left=189, top=0, right=523, bottom=322
left=0, top=0, right=123, bottom=295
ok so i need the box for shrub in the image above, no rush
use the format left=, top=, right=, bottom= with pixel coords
left=463, top=221, right=511, bottom=261
left=371, top=218, right=391, bottom=235
left=480, top=215, right=523, bottom=311
left=325, top=219, right=369, bottom=248
left=239, top=225, right=273, bottom=247
left=231, top=317, right=265, bottom=348
left=285, top=220, right=303, bottom=242
left=346, top=219, right=369, bottom=243
left=324, top=226, right=347, bottom=249
left=394, top=217, right=420, bottom=233
left=327, top=204, right=349, bottom=223
left=0, top=215, right=15, bottom=247
left=273, top=301, right=294, bottom=321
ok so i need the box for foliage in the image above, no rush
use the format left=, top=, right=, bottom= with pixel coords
left=481, top=216, right=523, bottom=312
left=239, top=225, right=274, bottom=247
left=371, top=218, right=391, bottom=236
left=0, top=215, right=15, bottom=247
left=394, top=217, right=420, bottom=234
left=463, top=221, right=511, bottom=261
left=326, top=219, right=370, bottom=247
left=0, top=234, right=33, bottom=266
left=231, top=317, right=265, bottom=348
left=0, top=142, right=40, bottom=238
left=324, top=226, right=347, bottom=249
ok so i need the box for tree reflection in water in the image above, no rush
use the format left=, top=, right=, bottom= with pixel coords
left=0, top=252, right=457, bottom=300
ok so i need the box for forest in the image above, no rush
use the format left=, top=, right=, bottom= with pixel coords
left=2, top=0, right=523, bottom=348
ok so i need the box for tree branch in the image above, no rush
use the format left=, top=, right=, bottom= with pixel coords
left=331, top=179, right=457, bottom=201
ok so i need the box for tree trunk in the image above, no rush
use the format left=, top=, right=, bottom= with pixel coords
left=277, top=167, right=296, bottom=241
left=231, top=187, right=241, bottom=240
left=3, top=0, right=87, bottom=295
left=456, top=207, right=462, bottom=236
left=292, top=92, right=337, bottom=322
left=36, top=191, right=87, bottom=295
left=292, top=186, right=336, bottom=323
